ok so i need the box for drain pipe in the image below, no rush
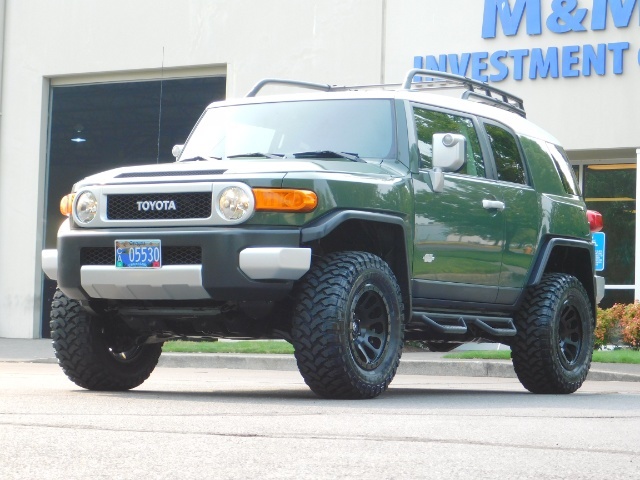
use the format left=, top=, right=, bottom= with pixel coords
left=0, top=0, right=5, bottom=118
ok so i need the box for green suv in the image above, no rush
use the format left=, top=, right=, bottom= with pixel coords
left=42, top=69, right=605, bottom=399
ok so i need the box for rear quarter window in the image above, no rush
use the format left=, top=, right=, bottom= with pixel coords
left=547, top=143, right=581, bottom=196
left=519, top=136, right=567, bottom=195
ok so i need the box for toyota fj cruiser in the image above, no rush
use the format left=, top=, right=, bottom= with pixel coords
left=42, top=69, right=605, bottom=399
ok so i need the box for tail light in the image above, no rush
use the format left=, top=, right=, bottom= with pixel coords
left=587, top=210, right=603, bottom=233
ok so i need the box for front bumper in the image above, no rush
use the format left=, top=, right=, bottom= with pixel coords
left=44, top=221, right=311, bottom=302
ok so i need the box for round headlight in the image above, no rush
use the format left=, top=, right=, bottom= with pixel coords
left=75, top=191, right=98, bottom=224
left=218, top=186, right=251, bottom=221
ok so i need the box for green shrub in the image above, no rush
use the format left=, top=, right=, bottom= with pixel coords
left=595, top=303, right=624, bottom=348
left=620, top=302, right=640, bottom=349
left=596, top=302, right=640, bottom=350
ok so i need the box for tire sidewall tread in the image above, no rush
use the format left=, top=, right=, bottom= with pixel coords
left=511, top=273, right=594, bottom=394
left=292, top=251, right=404, bottom=399
left=50, top=289, right=161, bottom=391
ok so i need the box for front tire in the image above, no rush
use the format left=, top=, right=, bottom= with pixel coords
left=50, top=289, right=162, bottom=391
left=511, top=273, right=594, bottom=394
left=292, top=252, right=404, bottom=399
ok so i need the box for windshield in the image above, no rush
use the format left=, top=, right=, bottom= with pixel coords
left=179, top=99, right=396, bottom=161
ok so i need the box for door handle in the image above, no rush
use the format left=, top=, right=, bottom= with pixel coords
left=482, top=199, right=505, bottom=211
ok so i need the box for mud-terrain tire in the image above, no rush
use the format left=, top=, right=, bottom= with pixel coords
left=511, top=273, right=594, bottom=394
left=50, top=289, right=162, bottom=391
left=292, top=251, right=404, bottom=399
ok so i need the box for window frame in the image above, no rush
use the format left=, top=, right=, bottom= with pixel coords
left=479, top=118, right=532, bottom=187
left=410, top=102, right=489, bottom=179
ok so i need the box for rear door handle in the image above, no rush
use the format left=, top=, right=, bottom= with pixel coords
left=482, top=199, right=505, bottom=211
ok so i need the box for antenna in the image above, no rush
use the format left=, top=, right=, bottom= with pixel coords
left=156, top=47, right=165, bottom=163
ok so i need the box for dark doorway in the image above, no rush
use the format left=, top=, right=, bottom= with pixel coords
left=42, top=76, right=226, bottom=337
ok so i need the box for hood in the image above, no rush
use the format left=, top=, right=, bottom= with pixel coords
left=72, top=158, right=394, bottom=190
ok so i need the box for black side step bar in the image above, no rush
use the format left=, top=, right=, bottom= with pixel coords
left=412, top=312, right=517, bottom=337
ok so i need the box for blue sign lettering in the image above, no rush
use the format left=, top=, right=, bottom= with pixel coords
left=482, top=0, right=639, bottom=37
left=450, top=53, right=472, bottom=76
left=490, top=50, right=510, bottom=81
left=582, top=44, right=607, bottom=75
left=482, top=0, right=542, bottom=38
left=546, top=0, right=588, bottom=33
left=529, top=47, right=559, bottom=78
left=415, top=42, right=630, bottom=82
left=592, top=0, right=638, bottom=30
left=609, top=41, right=630, bottom=73
left=415, top=1, right=638, bottom=83
left=562, top=45, right=581, bottom=77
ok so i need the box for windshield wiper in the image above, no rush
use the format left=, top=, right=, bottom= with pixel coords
left=180, top=155, right=221, bottom=162
left=291, top=150, right=364, bottom=162
left=226, top=152, right=284, bottom=159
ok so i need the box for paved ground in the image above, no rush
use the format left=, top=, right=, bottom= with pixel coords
left=1, top=337, right=640, bottom=382
left=2, top=362, right=640, bottom=479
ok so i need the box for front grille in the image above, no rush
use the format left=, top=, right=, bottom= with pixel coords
left=81, top=246, right=202, bottom=266
left=106, top=192, right=212, bottom=220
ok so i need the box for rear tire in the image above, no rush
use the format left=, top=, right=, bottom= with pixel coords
left=50, top=289, right=162, bottom=391
left=511, top=273, right=594, bottom=394
left=292, top=252, right=404, bottom=399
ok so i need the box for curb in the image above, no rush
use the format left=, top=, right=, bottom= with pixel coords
left=6, top=354, right=640, bottom=383
left=157, top=353, right=640, bottom=383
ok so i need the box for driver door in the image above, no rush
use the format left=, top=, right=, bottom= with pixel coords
left=411, top=105, right=506, bottom=304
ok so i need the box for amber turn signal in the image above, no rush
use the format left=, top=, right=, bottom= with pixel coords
left=60, top=193, right=76, bottom=216
left=253, top=188, right=317, bottom=213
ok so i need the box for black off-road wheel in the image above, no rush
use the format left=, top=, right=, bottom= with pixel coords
left=50, top=289, right=162, bottom=391
left=292, top=251, right=404, bottom=399
left=511, top=273, right=594, bottom=394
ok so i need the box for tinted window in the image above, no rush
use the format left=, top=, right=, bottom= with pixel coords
left=413, top=107, right=485, bottom=177
left=519, top=136, right=565, bottom=195
left=547, top=143, right=581, bottom=196
left=485, top=123, right=526, bottom=184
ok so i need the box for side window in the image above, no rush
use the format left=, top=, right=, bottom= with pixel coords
left=413, top=107, right=485, bottom=177
left=547, top=143, right=581, bottom=196
left=485, top=123, right=527, bottom=185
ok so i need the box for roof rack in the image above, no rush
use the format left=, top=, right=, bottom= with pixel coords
left=402, top=69, right=526, bottom=118
left=246, top=69, right=526, bottom=118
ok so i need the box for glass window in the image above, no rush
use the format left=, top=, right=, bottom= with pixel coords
left=181, top=99, right=396, bottom=161
left=519, top=136, right=565, bottom=194
left=485, top=123, right=526, bottom=184
left=43, top=76, right=226, bottom=336
left=413, top=107, right=485, bottom=177
left=583, top=164, right=636, bottom=289
left=547, top=144, right=580, bottom=196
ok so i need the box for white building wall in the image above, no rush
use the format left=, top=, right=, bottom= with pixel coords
left=0, top=0, right=638, bottom=337
left=385, top=1, right=640, bottom=151
left=0, top=0, right=384, bottom=338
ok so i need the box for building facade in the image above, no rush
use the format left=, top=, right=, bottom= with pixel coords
left=0, top=0, right=638, bottom=338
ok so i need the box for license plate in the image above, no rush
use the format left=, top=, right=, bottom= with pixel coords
left=115, top=240, right=161, bottom=268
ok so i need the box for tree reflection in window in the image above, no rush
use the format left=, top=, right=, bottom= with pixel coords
left=485, top=123, right=526, bottom=185
left=413, top=107, right=485, bottom=177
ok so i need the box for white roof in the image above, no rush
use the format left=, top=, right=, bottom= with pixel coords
left=208, top=87, right=561, bottom=145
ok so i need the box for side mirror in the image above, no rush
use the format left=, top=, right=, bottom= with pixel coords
left=172, top=144, right=184, bottom=160
left=430, top=133, right=466, bottom=193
